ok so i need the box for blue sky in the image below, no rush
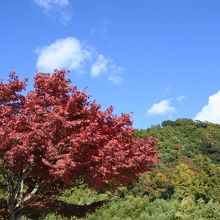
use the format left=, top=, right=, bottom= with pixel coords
left=1, top=0, right=220, bottom=128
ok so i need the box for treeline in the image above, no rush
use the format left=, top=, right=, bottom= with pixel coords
left=135, top=118, right=220, bottom=164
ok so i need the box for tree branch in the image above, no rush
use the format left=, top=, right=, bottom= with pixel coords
left=21, top=180, right=46, bottom=207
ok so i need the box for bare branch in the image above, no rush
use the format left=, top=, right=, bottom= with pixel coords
left=22, top=180, right=46, bottom=207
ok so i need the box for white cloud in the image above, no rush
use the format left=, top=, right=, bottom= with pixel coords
left=36, top=37, right=92, bottom=73
left=194, top=91, right=220, bottom=123
left=33, top=0, right=71, bottom=24
left=36, top=37, right=123, bottom=85
left=33, top=0, right=69, bottom=9
left=108, top=75, right=123, bottom=85
left=177, top=96, right=185, bottom=104
left=146, top=99, right=176, bottom=116
left=90, top=54, right=123, bottom=84
left=91, top=54, right=108, bottom=77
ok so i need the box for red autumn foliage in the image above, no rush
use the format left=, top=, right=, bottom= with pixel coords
left=0, top=69, right=159, bottom=189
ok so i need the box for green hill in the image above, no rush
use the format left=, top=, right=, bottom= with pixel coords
left=135, top=118, right=220, bottom=164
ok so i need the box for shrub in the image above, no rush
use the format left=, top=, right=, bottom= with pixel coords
left=58, top=184, right=109, bottom=205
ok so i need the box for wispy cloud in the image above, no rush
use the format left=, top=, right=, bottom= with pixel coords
left=194, top=91, right=220, bottom=124
left=33, top=0, right=69, bottom=8
left=91, top=54, right=109, bottom=77
left=108, top=75, right=123, bottom=85
left=90, top=54, right=123, bottom=84
left=164, top=86, right=171, bottom=95
left=35, top=37, right=123, bottom=84
left=100, top=18, right=110, bottom=33
left=36, top=37, right=92, bottom=73
left=146, top=99, right=176, bottom=116
left=90, top=17, right=111, bottom=37
left=33, top=0, right=71, bottom=24
left=177, top=96, right=185, bottom=104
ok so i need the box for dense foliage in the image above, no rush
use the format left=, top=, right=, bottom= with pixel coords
left=135, top=118, right=220, bottom=163
left=43, top=197, right=220, bottom=220
left=57, top=182, right=109, bottom=205
left=0, top=70, right=159, bottom=219
left=41, top=118, right=220, bottom=220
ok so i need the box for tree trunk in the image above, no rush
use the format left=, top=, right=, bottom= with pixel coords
left=5, top=170, right=27, bottom=220
left=9, top=204, right=23, bottom=220
left=5, top=170, right=44, bottom=219
left=7, top=189, right=19, bottom=220
left=9, top=203, right=16, bottom=220
left=8, top=190, right=23, bottom=220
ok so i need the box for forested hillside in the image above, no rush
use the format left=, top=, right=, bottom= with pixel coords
left=135, top=118, right=220, bottom=164
left=83, top=119, right=220, bottom=219
left=1, top=118, right=218, bottom=219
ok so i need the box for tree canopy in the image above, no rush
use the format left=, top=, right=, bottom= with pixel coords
left=0, top=70, right=159, bottom=219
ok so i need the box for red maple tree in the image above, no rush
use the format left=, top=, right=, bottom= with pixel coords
left=0, top=70, right=159, bottom=219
